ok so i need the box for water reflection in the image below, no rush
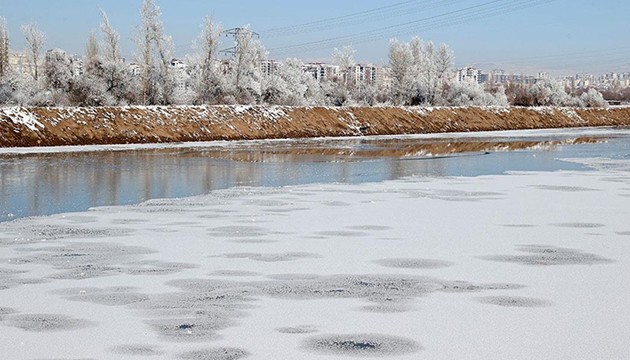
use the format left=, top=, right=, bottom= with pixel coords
left=1, top=134, right=627, bottom=222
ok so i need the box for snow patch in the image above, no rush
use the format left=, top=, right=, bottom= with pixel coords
left=560, top=108, right=586, bottom=123
left=0, top=107, right=44, bottom=131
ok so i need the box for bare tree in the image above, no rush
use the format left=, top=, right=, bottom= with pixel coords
left=0, top=17, right=9, bottom=78
left=21, top=23, right=46, bottom=81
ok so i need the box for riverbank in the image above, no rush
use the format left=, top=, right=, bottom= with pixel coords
left=1, top=105, right=630, bottom=147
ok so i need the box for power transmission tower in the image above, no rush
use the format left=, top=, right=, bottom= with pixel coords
left=219, top=27, right=259, bottom=57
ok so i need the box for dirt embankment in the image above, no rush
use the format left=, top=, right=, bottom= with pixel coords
left=1, top=105, right=629, bottom=148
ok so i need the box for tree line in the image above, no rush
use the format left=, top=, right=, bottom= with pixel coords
left=0, top=0, right=608, bottom=108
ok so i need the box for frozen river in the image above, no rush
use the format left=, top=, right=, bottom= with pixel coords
left=1, top=127, right=630, bottom=359
left=2, top=127, right=630, bottom=223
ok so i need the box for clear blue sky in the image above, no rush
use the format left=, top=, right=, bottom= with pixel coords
left=1, top=0, right=628, bottom=75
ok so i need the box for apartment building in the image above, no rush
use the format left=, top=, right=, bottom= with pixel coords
left=350, top=64, right=379, bottom=86
left=170, top=58, right=189, bottom=90
left=457, top=67, right=479, bottom=83
left=8, top=53, right=33, bottom=77
left=260, top=59, right=280, bottom=77
left=303, top=62, right=339, bottom=82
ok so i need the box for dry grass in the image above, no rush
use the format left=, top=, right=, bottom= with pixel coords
left=1, top=106, right=629, bottom=147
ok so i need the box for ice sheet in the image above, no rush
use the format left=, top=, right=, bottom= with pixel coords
left=1, top=158, right=629, bottom=359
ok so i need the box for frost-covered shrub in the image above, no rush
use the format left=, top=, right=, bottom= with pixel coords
left=220, top=94, right=237, bottom=105
left=350, top=84, right=380, bottom=106
left=69, top=73, right=116, bottom=106
left=6, top=71, right=46, bottom=106
left=580, top=88, right=607, bottom=108
left=529, top=80, right=580, bottom=107
left=322, top=79, right=350, bottom=106
left=443, top=80, right=508, bottom=106
left=0, top=81, right=11, bottom=104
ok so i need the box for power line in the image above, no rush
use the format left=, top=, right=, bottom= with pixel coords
left=261, top=0, right=420, bottom=36
left=486, top=46, right=630, bottom=64
left=262, top=0, right=465, bottom=38
left=268, top=0, right=554, bottom=56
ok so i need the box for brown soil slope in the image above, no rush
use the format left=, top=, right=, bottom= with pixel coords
left=1, top=106, right=629, bottom=148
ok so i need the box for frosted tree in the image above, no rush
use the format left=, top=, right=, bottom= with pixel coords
left=417, top=40, right=436, bottom=103
left=21, top=23, right=46, bottom=81
left=388, top=37, right=453, bottom=105
left=85, top=31, right=101, bottom=73
left=0, top=17, right=9, bottom=104
left=137, top=0, right=155, bottom=104
left=69, top=30, right=111, bottom=106
left=0, top=17, right=9, bottom=79
left=136, top=0, right=176, bottom=104
left=333, top=46, right=355, bottom=86
left=44, top=48, right=74, bottom=91
left=432, top=43, right=455, bottom=103
left=414, top=40, right=453, bottom=105
left=388, top=39, right=414, bottom=105
left=98, top=10, right=128, bottom=104
left=8, top=23, right=49, bottom=105
left=262, top=58, right=324, bottom=106
left=229, top=26, right=266, bottom=104
left=191, top=16, right=223, bottom=104
left=44, top=48, right=88, bottom=105
left=100, top=10, right=121, bottom=63
left=323, top=46, right=356, bottom=105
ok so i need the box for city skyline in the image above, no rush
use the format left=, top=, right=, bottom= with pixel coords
left=0, top=0, right=628, bottom=76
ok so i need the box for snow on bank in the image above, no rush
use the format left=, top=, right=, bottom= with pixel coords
left=2, top=105, right=630, bottom=148
left=0, top=107, right=44, bottom=131
left=1, top=156, right=629, bottom=359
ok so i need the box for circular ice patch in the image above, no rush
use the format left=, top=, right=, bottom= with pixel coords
left=302, top=334, right=421, bottom=357
left=479, top=245, right=614, bottom=266
left=179, top=347, right=249, bottom=360
left=56, top=287, right=150, bottom=306
left=6, top=314, right=95, bottom=332
left=109, top=344, right=164, bottom=356
left=276, top=325, right=318, bottom=334
left=549, top=222, right=605, bottom=228
left=373, top=258, right=453, bottom=269
left=0, top=307, right=17, bottom=315
left=475, top=296, right=553, bottom=308
left=209, top=270, right=262, bottom=277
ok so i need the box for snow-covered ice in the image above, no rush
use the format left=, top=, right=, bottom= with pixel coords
left=0, top=155, right=629, bottom=359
